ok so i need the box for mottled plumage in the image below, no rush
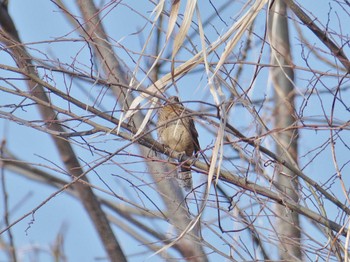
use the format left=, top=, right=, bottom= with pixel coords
left=157, top=96, right=199, bottom=191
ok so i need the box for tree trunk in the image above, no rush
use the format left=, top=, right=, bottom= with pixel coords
left=269, top=1, right=302, bottom=260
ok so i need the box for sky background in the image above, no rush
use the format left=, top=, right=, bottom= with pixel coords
left=1, top=0, right=350, bottom=261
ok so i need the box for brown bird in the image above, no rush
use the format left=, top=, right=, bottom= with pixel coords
left=157, top=96, right=200, bottom=191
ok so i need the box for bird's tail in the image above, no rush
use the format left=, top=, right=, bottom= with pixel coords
left=178, top=166, right=192, bottom=191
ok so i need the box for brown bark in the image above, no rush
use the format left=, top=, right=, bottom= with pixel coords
left=0, top=5, right=127, bottom=262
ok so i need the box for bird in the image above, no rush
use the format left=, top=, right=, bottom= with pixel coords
left=157, top=96, right=200, bottom=191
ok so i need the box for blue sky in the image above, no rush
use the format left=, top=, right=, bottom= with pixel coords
left=1, top=0, right=350, bottom=261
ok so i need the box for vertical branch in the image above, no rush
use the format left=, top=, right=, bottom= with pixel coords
left=269, top=1, right=302, bottom=260
left=75, top=1, right=208, bottom=260
left=0, top=140, right=17, bottom=262
left=0, top=5, right=127, bottom=262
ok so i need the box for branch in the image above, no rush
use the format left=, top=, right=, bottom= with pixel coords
left=0, top=66, right=348, bottom=236
left=285, top=0, right=350, bottom=72
left=0, top=6, right=127, bottom=261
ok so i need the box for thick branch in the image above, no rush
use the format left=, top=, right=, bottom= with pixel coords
left=0, top=6, right=127, bottom=262
left=284, top=0, right=350, bottom=72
